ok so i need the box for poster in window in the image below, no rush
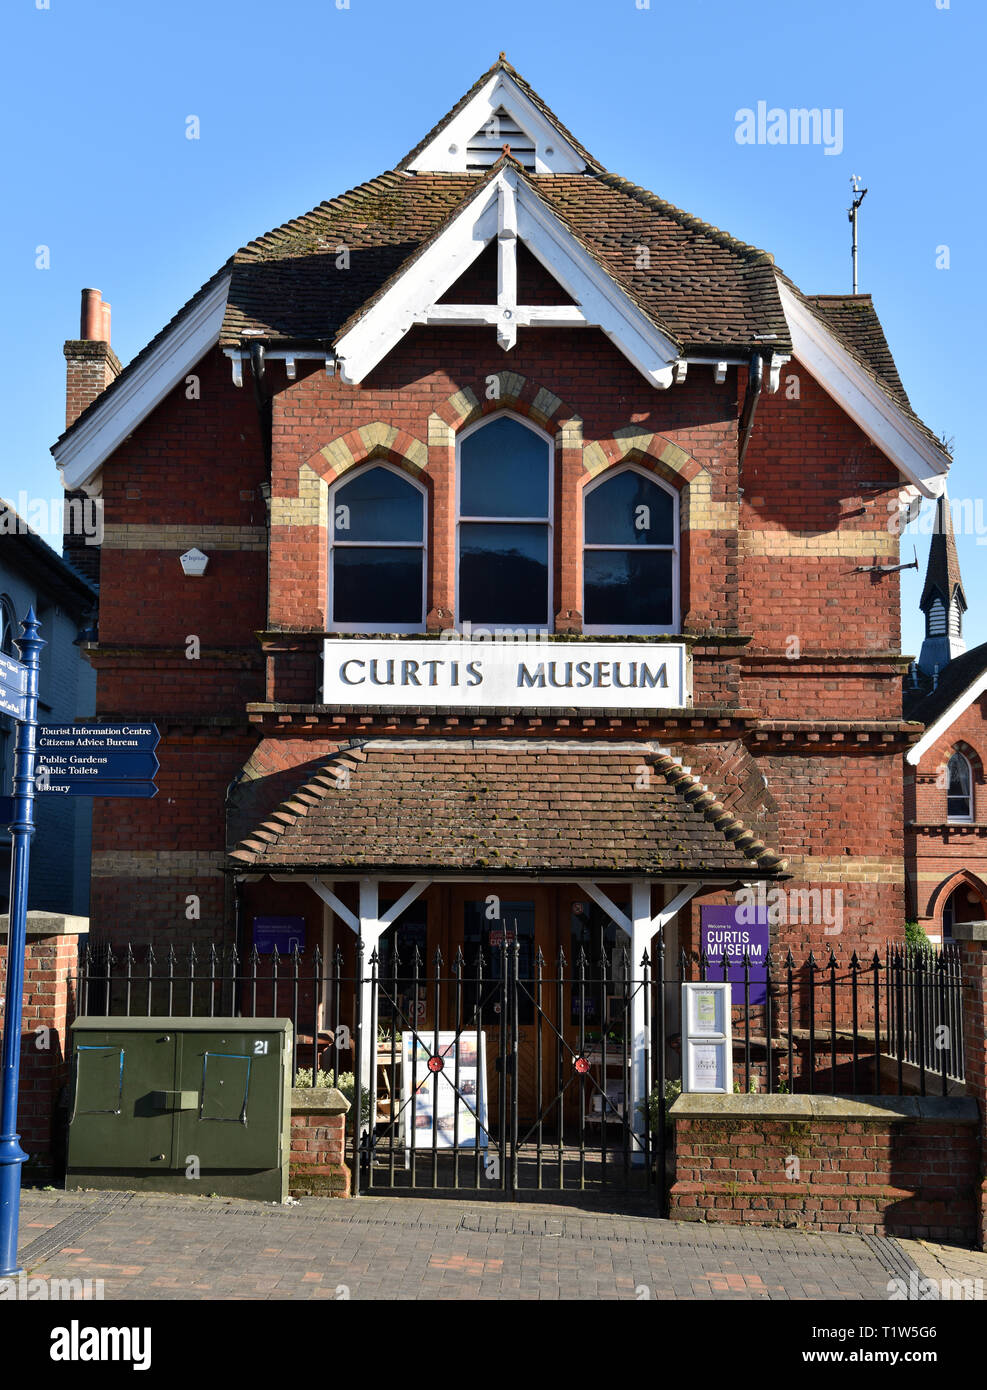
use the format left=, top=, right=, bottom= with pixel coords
left=402, top=1031, right=489, bottom=1152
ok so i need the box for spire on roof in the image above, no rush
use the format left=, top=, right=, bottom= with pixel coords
left=918, top=490, right=967, bottom=676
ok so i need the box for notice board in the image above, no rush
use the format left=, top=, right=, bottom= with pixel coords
left=402, top=1031, right=490, bottom=1153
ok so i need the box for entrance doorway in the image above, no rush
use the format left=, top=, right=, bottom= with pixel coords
left=362, top=881, right=662, bottom=1207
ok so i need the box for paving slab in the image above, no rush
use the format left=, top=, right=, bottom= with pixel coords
left=7, top=1187, right=983, bottom=1301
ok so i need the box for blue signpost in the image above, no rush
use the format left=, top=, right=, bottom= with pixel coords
left=34, top=725, right=160, bottom=799
left=0, top=610, right=43, bottom=1277
left=0, top=678, right=160, bottom=1272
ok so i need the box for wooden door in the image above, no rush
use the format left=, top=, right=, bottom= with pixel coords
left=447, top=884, right=555, bottom=1129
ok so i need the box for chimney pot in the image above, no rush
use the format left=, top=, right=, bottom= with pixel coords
left=100, top=300, right=111, bottom=346
left=80, top=288, right=103, bottom=341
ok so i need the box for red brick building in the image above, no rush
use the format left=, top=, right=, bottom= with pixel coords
left=51, top=59, right=952, bottom=1122
left=905, top=496, right=987, bottom=941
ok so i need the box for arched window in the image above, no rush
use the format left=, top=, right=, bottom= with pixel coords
left=457, top=414, right=552, bottom=629
left=946, top=751, right=973, bottom=822
left=328, top=464, right=426, bottom=632
left=582, top=465, right=678, bottom=633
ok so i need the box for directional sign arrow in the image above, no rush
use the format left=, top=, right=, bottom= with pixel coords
left=36, top=724, right=160, bottom=754
left=0, top=652, right=27, bottom=695
left=34, top=781, right=158, bottom=798
left=36, top=752, right=160, bottom=781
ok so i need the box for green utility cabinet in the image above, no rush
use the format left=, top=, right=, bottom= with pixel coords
left=66, top=1017, right=292, bottom=1202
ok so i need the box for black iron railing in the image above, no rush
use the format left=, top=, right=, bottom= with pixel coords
left=76, top=938, right=967, bottom=1100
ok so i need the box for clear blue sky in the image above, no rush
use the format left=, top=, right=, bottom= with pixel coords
left=2, top=0, right=982, bottom=659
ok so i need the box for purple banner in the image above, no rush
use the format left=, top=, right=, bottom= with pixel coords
left=700, top=906, right=770, bottom=1006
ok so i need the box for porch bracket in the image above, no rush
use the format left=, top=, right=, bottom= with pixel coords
left=575, top=881, right=632, bottom=935
left=290, top=875, right=360, bottom=934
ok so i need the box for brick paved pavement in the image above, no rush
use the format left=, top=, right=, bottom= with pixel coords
left=12, top=1187, right=984, bottom=1301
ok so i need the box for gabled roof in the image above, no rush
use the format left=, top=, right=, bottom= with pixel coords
left=777, top=276, right=949, bottom=496
left=905, top=641, right=987, bottom=761
left=228, top=739, right=788, bottom=878
left=0, top=502, right=97, bottom=613
left=220, top=164, right=785, bottom=355
left=51, top=58, right=950, bottom=498
left=397, top=54, right=604, bottom=174
left=804, top=294, right=913, bottom=415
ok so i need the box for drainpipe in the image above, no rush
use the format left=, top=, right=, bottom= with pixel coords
left=738, top=352, right=765, bottom=468
left=248, top=342, right=273, bottom=472
left=224, top=768, right=248, bottom=992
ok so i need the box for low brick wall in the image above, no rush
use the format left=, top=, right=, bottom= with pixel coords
left=0, top=912, right=87, bottom=1182
left=289, top=1088, right=351, bottom=1198
left=669, top=1093, right=980, bottom=1242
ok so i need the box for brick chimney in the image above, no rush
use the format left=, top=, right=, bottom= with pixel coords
left=64, top=288, right=121, bottom=430
left=63, top=289, right=121, bottom=588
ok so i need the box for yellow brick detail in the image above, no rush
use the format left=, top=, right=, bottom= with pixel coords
left=405, top=436, right=428, bottom=471
left=658, top=441, right=691, bottom=474
left=271, top=463, right=328, bottom=528
left=613, top=426, right=656, bottom=458
left=582, top=441, right=610, bottom=477
left=558, top=416, right=584, bottom=450
left=92, top=851, right=226, bottom=878
left=319, top=438, right=356, bottom=475
left=741, top=532, right=898, bottom=558
left=101, top=525, right=267, bottom=552
left=532, top=387, right=562, bottom=420
left=782, top=855, right=902, bottom=885
left=448, top=387, right=480, bottom=423
left=428, top=413, right=454, bottom=447
left=357, top=422, right=398, bottom=455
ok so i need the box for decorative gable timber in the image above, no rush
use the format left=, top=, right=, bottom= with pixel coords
left=333, top=165, right=682, bottom=388
left=777, top=279, right=950, bottom=499
left=402, top=67, right=591, bottom=175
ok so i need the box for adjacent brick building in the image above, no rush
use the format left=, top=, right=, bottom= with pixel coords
left=905, top=495, right=987, bottom=940
left=51, top=58, right=953, bottom=1123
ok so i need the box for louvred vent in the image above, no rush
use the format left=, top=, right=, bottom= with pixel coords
left=466, top=107, right=536, bottom=170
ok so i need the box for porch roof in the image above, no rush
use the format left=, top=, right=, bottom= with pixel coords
left=228, top=739, right=788, bottom=880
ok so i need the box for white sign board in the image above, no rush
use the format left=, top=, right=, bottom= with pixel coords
left=402, top=1031, right=490, bottom=1153
left=323, top=639, right=689, bottom=709
left=681, top=982, right=733, bottom=1094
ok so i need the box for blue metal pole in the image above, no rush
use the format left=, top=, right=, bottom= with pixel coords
left=0, top=608, right=43, bottom=1277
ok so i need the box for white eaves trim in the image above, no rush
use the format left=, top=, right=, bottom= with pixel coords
left=53, top=273, right=232, bottom=492
left=334, top=168, right=680, bottom=389
left=907, top=671, right=987, bottom=765
left=406, top=72, right=586, bottom=174
left=778, top=280, right=949, bottom=499
left=516, top=186, right=679, bottom=386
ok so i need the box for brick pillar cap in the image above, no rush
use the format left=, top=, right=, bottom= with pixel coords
left=291, top=1087, right=350, bottom=1115
left=0, top=911, right=89, bottom=939
left=952, top=921, right=987, bottom=942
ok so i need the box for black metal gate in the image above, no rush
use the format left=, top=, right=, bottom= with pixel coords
left=77, top=935, right=966, bottom=1215
left=355, top=938, right=667, bottom=1210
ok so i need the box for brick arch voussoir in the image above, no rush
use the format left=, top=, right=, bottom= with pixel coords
left=927, top=868, right=987, bottom=924
left=581, top=429, right=705, bottom=489
left=436, top=375, right=580, bottom=436
left=950, top=740, right=985, bottom=782
left=307, top=423, right=428, bottom=485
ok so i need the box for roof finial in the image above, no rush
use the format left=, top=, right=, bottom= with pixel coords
left=499, top=51, right=507, bottom=60
left=502, top=143, right=511, bottom=158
